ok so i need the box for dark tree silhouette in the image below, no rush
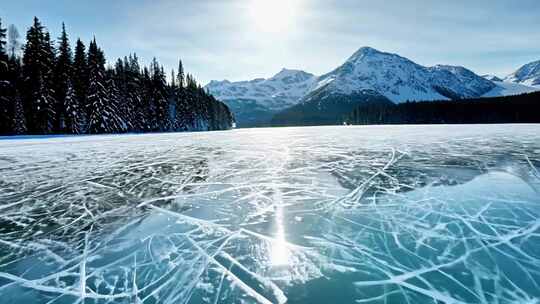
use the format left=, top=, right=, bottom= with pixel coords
left=0, top=16, right=234, bottom=135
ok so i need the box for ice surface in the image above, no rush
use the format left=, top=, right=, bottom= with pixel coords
left=0, top=125, right=539, bottom=304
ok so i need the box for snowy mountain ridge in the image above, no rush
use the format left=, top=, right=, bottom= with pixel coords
left=206, top=47, right=540, bottom=126
left=302, top=47, right=496, bottom=104
left=504, top=60, right=540, bottom=87
left=482, top=74, right=503, bottom=82
left=206, top=68, right=317, bottom=111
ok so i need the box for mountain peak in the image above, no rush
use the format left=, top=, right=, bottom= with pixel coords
left=348, top=46, right=386, bottom=58
left=205, top=67, right=317, bottom=120
left=433, top=64, right=467, bottom=71
left=268, top=69, right=315, bottom=84
left=505, top=60, right=540, bottom=87
left=310, top=47, right=496, bottom=104
left=345, top=47, right=405, bottom=65
left=354, top=46, right=382, bottom=55
left=272, top=68, right=311, bottom=79
left=481, top=74, right=503, bottom=82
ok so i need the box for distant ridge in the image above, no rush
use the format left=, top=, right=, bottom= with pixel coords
left=505, top=60, right=540, bottom=87
left=206, top=47, right=540, bottom=127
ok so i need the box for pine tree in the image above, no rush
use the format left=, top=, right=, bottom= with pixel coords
left=40, top=31, right=57, bottom=133
left=170, top=69, right=176, bottom=89
left=12, top=89, right=27, bottom=134
left=64, top=81, right=82, bottom=134
left=21, top=19, right=40, bottom=132
left=22, top=17, right=56, bottom=134
left=87, top=38, right=123, bottom=134
left=174, top=61, right=191, bottom=130
left=105, top=71, right=126, bottom=132
left=5, top=53, right=25, bottom=134
left=53, top=23, right=73, bottom=132
left=87, top=38, right=108, bottom=133
left=73, top=38, right=88, bottom=129
left=0, top=18, right=11, bottom=134
left=125, top=54, right=144, bottom=131
left=141, top=66, right=154, bottom=131
left=150, top=58, right=168, bottom=131
left=167, top=69, right=177, bottom=130
left=113, top=58, right=133, bottom=132
left=177, top=59, right=185, bottom=89
left=0, top=18, right=6, bottom=58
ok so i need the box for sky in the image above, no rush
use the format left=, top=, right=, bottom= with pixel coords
left=1, top=0, right=539, bottom=85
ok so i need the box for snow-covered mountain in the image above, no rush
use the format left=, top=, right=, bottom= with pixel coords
left=301, top=47, right=495, bottom=105
left=504, top=60, right=540, bottom=87
left=206, top=47, right=539, bottom=126
left=480, top=60, right=540, bottom=97
left=482, top=82, right=539, bottom=98
left=207, top=68, right=317, bottom=110
left=206, top=69, right=317, bottom=126
left=482, top=74, right=503, bottom=82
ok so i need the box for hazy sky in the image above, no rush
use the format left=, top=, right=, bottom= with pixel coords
left=1, top=0, right=539, bottom=84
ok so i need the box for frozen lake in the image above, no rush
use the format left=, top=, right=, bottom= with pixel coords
left=0, top=125, right=539, bottom=304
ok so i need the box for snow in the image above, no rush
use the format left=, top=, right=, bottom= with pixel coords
left=208, top=47, right=507, bottom=112
left=207, top=48, right=537, bottom=125
left=482, top=81, right=540, bottom=97
left=1, top=125, right=539, bottom=303
left=306, top=48, right=496, bottom=103
left=505, top=60, right=540, bottom=87
left=481, top=74, right=503, bottom=82
left=205, top=69, right=317, bottom=111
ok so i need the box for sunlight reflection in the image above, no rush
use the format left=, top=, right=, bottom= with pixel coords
left=270, top=203, right=290, bottom=266
left=270, top=235, right=290, bottom=266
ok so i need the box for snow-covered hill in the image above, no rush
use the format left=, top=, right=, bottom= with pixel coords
left=206, top=69, right=317, bottom=111
left=482, top=61, right=540, bottom=97
left=504, top=60, right=540, bottom=87
left=482, top=74, right=503, bottom=82
left=302, top=47, right=495, bottom=104
left=482, top=81, right=539, bottom=97
left=205, top=69, right=317, bottom=126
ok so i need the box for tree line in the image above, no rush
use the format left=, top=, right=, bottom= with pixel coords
left=0, top=17, right=233, bottom=135
left=345, top=91, right=540, bottom=125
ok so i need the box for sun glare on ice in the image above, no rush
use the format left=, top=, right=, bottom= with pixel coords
left=270, top=204, right=290, bottom=266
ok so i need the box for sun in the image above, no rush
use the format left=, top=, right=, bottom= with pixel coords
left=248, top=0, right=297, bottom=33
